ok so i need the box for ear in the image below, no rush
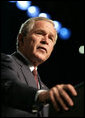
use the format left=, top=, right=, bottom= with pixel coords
left=18, top=33, right=24, bottom=43
left=17, top=34, right=24, bottom=49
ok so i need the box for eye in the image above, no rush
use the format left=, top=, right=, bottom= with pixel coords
left=49, top=36, right=53, bottom=41
left=36, top=31, right=43, bottom=35
left=37, top=32, right=42, bottom=35
left=35, top=30, right=46, bottom=36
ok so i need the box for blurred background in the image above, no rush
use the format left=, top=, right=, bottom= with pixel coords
left=0, top=0, right=84, bottom=88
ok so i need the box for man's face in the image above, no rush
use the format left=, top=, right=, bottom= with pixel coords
left=19, top=20, right=57, bottom=66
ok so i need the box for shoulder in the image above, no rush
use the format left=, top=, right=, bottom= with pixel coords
left=1, top=53, right=15, bottom=69
left=1, top=53, right=12, bottom=62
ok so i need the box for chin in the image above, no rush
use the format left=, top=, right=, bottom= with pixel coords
left=35, top=54, right=47, bottom=63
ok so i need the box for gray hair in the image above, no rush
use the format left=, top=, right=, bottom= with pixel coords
left=16, top=17, right=57, bottom=49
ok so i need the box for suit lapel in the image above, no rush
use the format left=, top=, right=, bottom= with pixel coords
left=11, top=52, right=37, bottom=89
left=21, top=65, right=37, bottom=88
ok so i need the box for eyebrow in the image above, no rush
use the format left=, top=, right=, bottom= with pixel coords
left=35, top=29, right=55, bottom=37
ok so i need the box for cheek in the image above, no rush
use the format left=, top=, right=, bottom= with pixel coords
left=29, top=35, right=39, bottom=46
left=23, top=39, right=33, bottom=54
left=48, top=45, right=54, bottom=54
left=44, top=46, right=54, bottom=60
left=27, top=40, right=38, bottom=54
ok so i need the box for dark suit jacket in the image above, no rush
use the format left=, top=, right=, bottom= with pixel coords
left=1, top=52, right=49, bottom=117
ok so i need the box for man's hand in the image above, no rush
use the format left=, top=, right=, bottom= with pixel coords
left=38, top=84, right=77, bottom=111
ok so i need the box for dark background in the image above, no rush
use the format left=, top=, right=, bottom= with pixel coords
left=0, top=0, right=84, bottom=88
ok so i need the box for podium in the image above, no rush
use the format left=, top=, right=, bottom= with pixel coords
left=49, top=82, right=84, bottom=117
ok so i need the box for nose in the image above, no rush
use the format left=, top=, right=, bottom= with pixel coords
left=41, top=35, right=49, bottom=45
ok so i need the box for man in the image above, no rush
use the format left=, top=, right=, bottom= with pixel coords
left=1, top=17, right=77, bottom=117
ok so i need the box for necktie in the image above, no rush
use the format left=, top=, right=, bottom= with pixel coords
left=32, top=68, right=39, bottom=88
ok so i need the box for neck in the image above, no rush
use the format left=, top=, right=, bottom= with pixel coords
left=17, top=49, right=41, bottom=67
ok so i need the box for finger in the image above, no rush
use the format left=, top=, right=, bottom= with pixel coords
left=49, top=89, right=60, bottom=111
left=53, top=87, right=69, bottom=111
left=62, top=84, right=77, bottom=96
left=56, top=85, right=74, bottom=106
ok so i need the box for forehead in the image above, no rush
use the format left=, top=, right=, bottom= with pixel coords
left=34, top=20, right=54, bottom=29
left=33, top=20, right=56, bottom=35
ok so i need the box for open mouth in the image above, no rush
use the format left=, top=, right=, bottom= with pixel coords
left=37, top=46, right=47, bottom=53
